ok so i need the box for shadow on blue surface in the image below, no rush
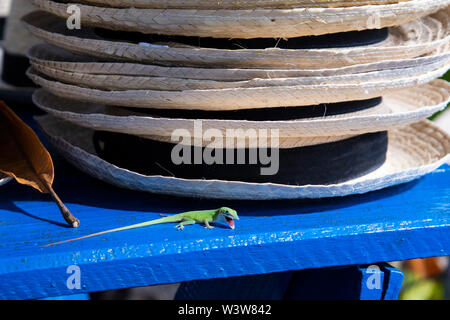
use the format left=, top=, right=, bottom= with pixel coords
left=0, top=158, right=423, bottom=223
left=0, top=199, right=70, bottom=228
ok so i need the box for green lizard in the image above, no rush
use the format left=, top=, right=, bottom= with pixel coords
left=43, top=207, right=239, bottom=247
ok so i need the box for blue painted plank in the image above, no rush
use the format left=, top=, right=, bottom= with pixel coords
left=380, top=265, right=404, bottom=300
left=359, top=265, right=385, bottom=300
left=0, top=162, right=447, bottom=299
left=0, top=108, right=448, bottom=299
left=40, top=293, right=90, bottom=300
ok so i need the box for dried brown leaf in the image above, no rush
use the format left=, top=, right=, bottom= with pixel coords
left=0, top=101, right=79, bottom=227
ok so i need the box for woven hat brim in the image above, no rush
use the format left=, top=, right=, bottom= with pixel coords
left=35, top=115, right=450, bottom=200
left=32, top=0, right=450, bottom=38
left=29, top=56, right=450, bottom=91
left=32, top=80, right=450, bottom=138
left=136, top=133, right=358, bottom=148
left=27, top=64, right=449, bottom=110
left=57, top=0, right=411, bottom=9
left=22, top=9, right=449, bottom=69
left=27, top=43, right=450, bottom=81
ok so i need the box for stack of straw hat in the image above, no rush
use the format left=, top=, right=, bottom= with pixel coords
left=23, top=0, right=450, bottom=199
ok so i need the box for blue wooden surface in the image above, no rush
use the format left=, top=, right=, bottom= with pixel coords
left=0, top=106, right=448, bottom=299
left=41, top=293, right=90, bottom=300
left=380, top=265, right=405, bottom=300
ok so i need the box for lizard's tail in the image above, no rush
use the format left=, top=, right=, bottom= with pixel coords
left=42, top=216, right=179, bottom=247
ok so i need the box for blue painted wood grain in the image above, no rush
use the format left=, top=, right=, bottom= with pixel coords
left=0, top=160, right=447, bottom=299
left=379, top=264, right=404, bottom=300
left=41, top=293, right=90, bottom=300
left=0, top=107, right=448, bottom=299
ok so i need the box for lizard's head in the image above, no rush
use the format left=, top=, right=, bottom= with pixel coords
left=217, top=207, right=239, bottom=229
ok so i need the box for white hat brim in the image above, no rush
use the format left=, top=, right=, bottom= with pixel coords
left=35, top=115, right=450, bottom=200
left=32, top=80, right=450, bottom=138
left=32, top=0, right=450, bottom=38
left=27, top=65, right=450, bottom=110
left=27, top=43, right=450, bottom=81
left=55, top=0, right=420, bottom=10
left=22, top=9, right=450, bottom=69
left=29, top=57, right=450, bottom=91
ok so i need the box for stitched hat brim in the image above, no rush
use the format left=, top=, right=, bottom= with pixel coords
left=26, top=65, right=450, bottom=110
left=22, top=9, right=450, bottom=69
left=35, top=115, right=450, bottom=200
left=29, top=55, right=450, bottom=91
left=56, top=0, right=413, bottom=9
left=32, top=0, right=450, bottom=38
left=31, top=80, right=450, bottom=138
left=27, top=43, right=450, bottom=81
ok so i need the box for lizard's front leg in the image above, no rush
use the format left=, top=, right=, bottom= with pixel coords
left=175, top=219, right=196, bottom=230
left=204, top=220, right=214, bottom=229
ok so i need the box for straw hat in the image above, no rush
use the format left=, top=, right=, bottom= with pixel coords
left=26, top=65, right=450, bottom=110
left=35, top=115, right=450, bottom=199
left=22, top=9, right=450, bottom=69
left=32, top=80, right=450, bottom=138
left=29, top=55, right=450, bottom=91
left=23, top=1, right=450, bottom=198
left=54, top=0, right=413, bottom=9
left=27, top=41, right=450, bottom=91
left=31, top=0, right=450, bottom=38
left=26, top=43, right=450, bottom=81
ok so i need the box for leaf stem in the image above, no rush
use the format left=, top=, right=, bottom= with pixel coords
left=42, top=177, right=80, bottom=228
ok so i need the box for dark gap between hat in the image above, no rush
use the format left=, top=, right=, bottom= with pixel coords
left=1, top=51, right=37, bottom=87
left=120, top=97, right=382, bottom=121
left=0, top=18, right=5, bottom=41
left=94, top=27, right=389, bottom=49
left=93, top=131, right=388, bottom=186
